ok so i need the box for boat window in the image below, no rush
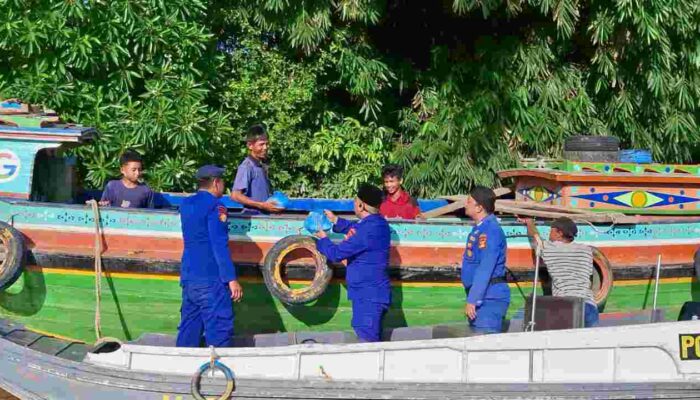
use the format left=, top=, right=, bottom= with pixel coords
left=30, top=148, right=78, bottom=204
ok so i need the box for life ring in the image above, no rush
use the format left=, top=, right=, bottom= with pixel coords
left=0, top=221, right=25, bottom=291
left=590, top=246, right=613, bottom=309
left=191, top=360, right=235, bottom=400
left=262, top=235, right=332, bottom=305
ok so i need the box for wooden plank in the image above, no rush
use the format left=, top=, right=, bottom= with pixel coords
left=421, top=200, right=464, bottom=219
left=496, top=199, right=605, bottom=216
left=495, top=203, right=639, bottom=224
left=438, top=187, right=511, bottom=202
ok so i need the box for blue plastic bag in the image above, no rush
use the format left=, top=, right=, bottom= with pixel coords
left=619, top=149, right=652, bottom=164
left=266, top=191, right=290, bottom=209
left=304, top=210, right=333, bottom=234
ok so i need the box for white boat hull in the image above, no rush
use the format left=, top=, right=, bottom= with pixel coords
left=87, top=320, right=700, bottom=384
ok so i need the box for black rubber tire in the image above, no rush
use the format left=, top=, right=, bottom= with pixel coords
left=591, top=246, right=613, bottom=310
left=564, top=135, right=620, bottom=152
left=563, top=150, right=619, bottom=162
left=0, top=221, right=25, bottom=291
left=262, top=235, right=332, bottom=305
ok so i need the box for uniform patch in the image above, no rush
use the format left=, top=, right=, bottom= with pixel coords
left=468, top=235, right=475, bottom=242
left=467, top=242, right=472, bottom=249
left=478, top=234, right=487, bottom=249
left=467, top=250, right=473, bottom=257
left=217, top=205, right=227, bottom=222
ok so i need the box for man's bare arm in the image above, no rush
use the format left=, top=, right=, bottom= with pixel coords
left=230, top=190, right=282, bottom=213
left=517, top=217, right=544, bottom=249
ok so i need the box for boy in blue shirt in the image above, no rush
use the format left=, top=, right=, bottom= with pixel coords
left=99, top=150, right=154, bottom=208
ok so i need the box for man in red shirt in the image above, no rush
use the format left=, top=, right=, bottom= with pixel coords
left=379, top=164, right=422, bottom=219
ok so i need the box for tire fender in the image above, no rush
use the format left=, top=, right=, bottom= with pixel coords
left=0, top=221, right=25, bottom=291
left=262, top=235, right=332, bottom=305
left=590, top=246, right=614, bottom=309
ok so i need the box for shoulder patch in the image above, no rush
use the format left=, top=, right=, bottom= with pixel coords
left=217, top=205, right=227, bottom=222
left=478, top=234, right=487, bottom=249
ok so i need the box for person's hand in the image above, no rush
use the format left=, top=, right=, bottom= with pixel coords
left=344, top=228, right=356, bottom=241
left=416, top=212, right=426, bottom=220
left=516, top=216, right=533, bottom=225
left=323, top=209, right=337, bottom=224
left=229, top=280, right=243, bottom=302
left=314, top=230, right=327, bottom=239
left=465, top=303, right=477, bottom=320
left=260, top=201, right=284, bottom=213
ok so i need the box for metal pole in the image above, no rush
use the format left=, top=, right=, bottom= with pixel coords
left=527, top=244, right=541, bottom=332
left=651, top=254, right=662, bottom=322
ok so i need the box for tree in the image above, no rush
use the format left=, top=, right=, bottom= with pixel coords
left=0, top=0, right=225, bottom=191
left=239, top=0, right=700, bottom=196
left=2, top=0, right=698, bottom=198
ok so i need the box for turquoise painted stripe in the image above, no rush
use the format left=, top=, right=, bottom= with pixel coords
left=2, top=202, right=700, bottom=245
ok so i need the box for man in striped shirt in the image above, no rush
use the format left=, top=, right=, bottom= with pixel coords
left=518, top=217, right=599, bottom=327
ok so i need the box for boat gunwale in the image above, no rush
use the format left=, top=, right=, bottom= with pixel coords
left=7, top=198, right=700, bottom=226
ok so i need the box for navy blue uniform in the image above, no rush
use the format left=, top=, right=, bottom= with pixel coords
left=316, top=214, right=391, bottom=342
left=461, top=213, right=510, bottom=333
left=176, top=191, right=237, bottom=347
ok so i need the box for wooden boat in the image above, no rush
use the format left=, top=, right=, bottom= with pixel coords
left=0, top=105, right=697, bottom=344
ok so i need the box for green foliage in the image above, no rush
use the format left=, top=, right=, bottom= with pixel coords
left=1, top=0, right=699, bottom=198
left=0, top=0, right=225, bottom=191
left=301, top=112, right=392, bottom=197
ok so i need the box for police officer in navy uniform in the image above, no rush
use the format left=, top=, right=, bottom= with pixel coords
left=176, top=165, right=243, bottom=347
left=314, top=183, right=391, bottom=342
left=462, top=186, right=510, bottom=334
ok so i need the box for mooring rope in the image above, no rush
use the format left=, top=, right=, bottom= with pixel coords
left=87, top=200, right=104, bottom=340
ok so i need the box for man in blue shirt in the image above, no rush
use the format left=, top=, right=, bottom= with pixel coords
left=230, top=125, right=282, bottom=214
left=176, top=165, right=243, bottom=348
left=462, top=186, right=510, bottom=334
left=314, top=184, right=391, bottom=342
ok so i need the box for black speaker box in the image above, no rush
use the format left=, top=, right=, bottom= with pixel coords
left=678, top=301, right=700, bottom=321
left=524, top=296, right=585, bottom=331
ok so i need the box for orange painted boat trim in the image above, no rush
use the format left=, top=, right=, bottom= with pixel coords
left=499, top=168, right=700, bottom=184
left=21, top=228, right=700, bottom=270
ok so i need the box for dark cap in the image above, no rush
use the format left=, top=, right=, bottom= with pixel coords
left=357, top=183, right=384, bottom=209
left=551, top=217, right=578, bottom=240
left=195, top=165, right=225, bottom=180
left=469, top=186, right=496, bottom=214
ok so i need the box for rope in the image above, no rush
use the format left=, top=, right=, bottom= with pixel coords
left=504, top=267, right=528, bottom=301
left=87, top=200, right=104, bottom=340
left=577, top=216, right=620, bottom=235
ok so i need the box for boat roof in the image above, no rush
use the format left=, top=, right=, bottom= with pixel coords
left=0, top=125, right=96, bottom=143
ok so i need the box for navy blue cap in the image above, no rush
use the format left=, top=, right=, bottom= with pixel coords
left=195, top=165, right=225, bottom=179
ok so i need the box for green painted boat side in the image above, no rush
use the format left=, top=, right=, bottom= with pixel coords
left=0, top=269, right=697, bottom=343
